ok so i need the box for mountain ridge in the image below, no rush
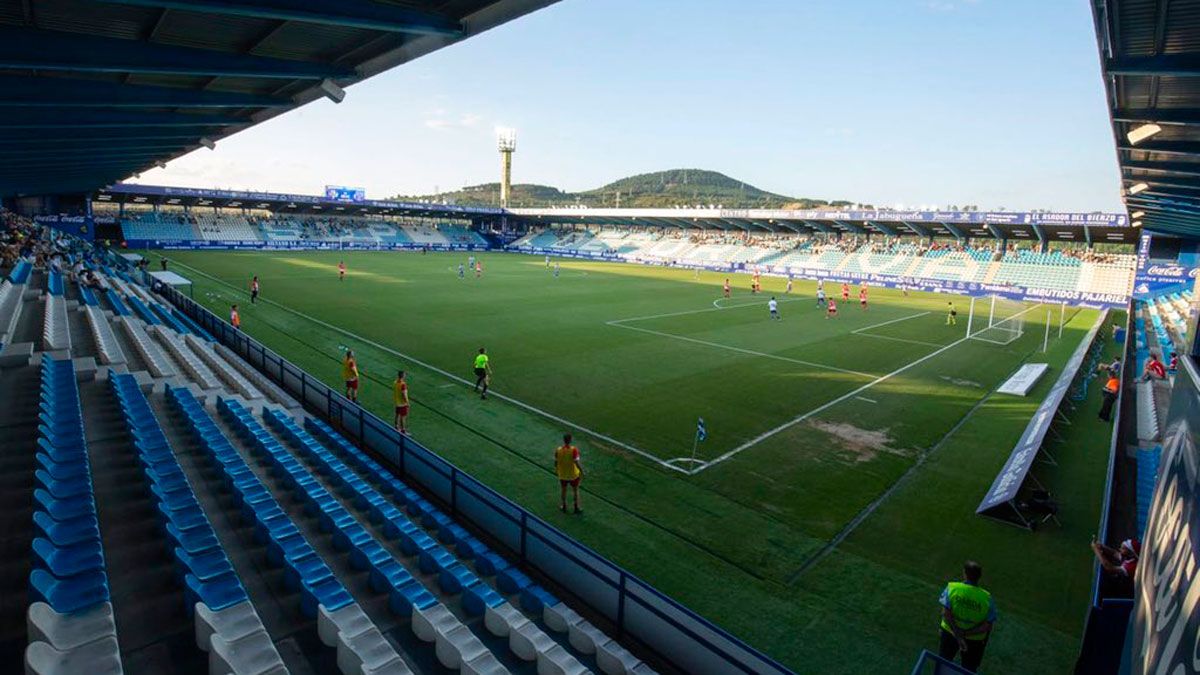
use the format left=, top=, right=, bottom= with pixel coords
left=391, top=169, right=862, bottom=209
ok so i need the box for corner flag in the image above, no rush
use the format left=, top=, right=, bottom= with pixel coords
left=697, top=417, right=707, bottom=442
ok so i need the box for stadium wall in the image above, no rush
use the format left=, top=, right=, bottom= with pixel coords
left=1127, top=354, right=1200, bottom=675
left=125, top=239, right=488, bottom=252
left=1132, top=233, right=1200, bottom=300
left=147, top=277, right=795, bottom=675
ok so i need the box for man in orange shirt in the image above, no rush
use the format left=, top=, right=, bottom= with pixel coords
left=555, top=433, right=583, bottom=514
left=338, top=261, right=346, bottom=281
left=1099, top=374, right=1119, bottom=422
left=230, top=304, right=241, bottom=330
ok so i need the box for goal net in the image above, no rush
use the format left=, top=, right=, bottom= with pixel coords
left=967, top=296, right=1028, bottom=346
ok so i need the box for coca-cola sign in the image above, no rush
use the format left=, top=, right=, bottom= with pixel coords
left=1145, top=264, right=1188, bottom=277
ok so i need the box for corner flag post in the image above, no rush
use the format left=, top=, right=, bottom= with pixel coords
left=690, top=417, right=707, bottom=465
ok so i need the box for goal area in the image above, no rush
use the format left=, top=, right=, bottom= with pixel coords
left=966, top=296, right=1028, bottom=346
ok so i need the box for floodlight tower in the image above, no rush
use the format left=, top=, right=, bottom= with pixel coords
left=496, top=127, right=517, bottom=208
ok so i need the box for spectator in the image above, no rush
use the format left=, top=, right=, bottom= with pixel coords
left=1168, top=353, right=1178, bottom=373
left=1099, top=374, right=1119, bottom=422
left=1091, top=538, right=1140, bottom=598
left=1142, top=353, right=1167, bottom=382
left=938, top=561, right=996, bottom=673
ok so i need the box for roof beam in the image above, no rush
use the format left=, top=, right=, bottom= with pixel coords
left=0, top=75, right=288, bottom=108
left=1118, top=141, right=1200, bottom=157
left=94, top=0, right=464, bottom=36
left=0, top=135, right=198, bottom=148
left=834, top=220, right=865, bottom=234
left=1113, top=108, right=1200, bottom=125
left=0, top=144, right=188, bottom=158
left=0, top=109, right=246, bottom=129
left=802, top=219, right=832, bottom=234
left=864, top=220, right=896, bottom=236
left=0, top=26, right=354, bottom=80
left=1106, top=53, right=1200, bottom=77
left=940, top=221, right=966, bottom=241
left=0, top=129, right=201, bottom=143
left=1123, top=160, right=1200, bottom=177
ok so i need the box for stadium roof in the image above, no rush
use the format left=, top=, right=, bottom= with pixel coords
left=0, top=0, right=557, bottom=198
left=97, top=182, right=501, bottom=217
left=1094, top=0, right=1200, bottom=238
left=508, top=207, right=1140, bottom=243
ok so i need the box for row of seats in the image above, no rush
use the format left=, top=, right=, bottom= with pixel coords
left=111, top=374, right=287, bottom=674
left=116, top=317, right=176, bottom=378
left=48, top=271, right=65, bottom=296
left=1135, top=446, right=1162, bottom=537
left=151, top=326, right=222, bottom=390
left=27, top=357, right=122, bottom=675
left=294, top=413, right=647, bottom=675
left=187, top=335, right=264, bottom=401
left=213, top=343, right=298, bottom=409
left=1136, top=381, right=1160, bottom=443
left=42, top=294, right=70, bottom=352
left=0, top=278, right=26, bottom=345
left=187, top=392, right=410, bottom=675
left=83, top=305, right=126, bottom=366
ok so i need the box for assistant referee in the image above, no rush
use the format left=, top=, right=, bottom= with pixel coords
left=473, top=347, right=492, bottom=400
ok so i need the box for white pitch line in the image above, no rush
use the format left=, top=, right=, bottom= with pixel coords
left=855, top=396, right=878, bottom=404
left=853, top=333, right=946, bottom=348
left=606, top=321, right=875, bottom=378
left=169, top=259, right=691, bottom=475
left=691, top=302, right=1045, bottom=474
left=852, top=310, right=931, bottom=333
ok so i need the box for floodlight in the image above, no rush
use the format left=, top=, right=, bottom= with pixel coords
left=1130, top=210, right=1145, bottom=219
left=319, top=78, right=346, bottom=104
left=1128, top=182, right=1149, bottom=195
left=496, top=126, right=517, bottom=152
left=156, top=161, right=167, bottom=169
left=1126, top=123, right=1162, bottom=145
left=1132, top=220, right=1143, bottom=228
left=199, top=137, right=216, bottom=150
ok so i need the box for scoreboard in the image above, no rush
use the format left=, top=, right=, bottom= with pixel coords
left=324, top=185, right=366, bottom=203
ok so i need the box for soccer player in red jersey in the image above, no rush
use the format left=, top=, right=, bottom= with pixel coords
left=859, top=286, right=868, bottom=310
left=723, top=278, right=731, bottom=298
left=826, top=298, right=838, bottom=319
left=842, top=283, right=850, bottom=302
left=338, top=261, right=346, bottom=281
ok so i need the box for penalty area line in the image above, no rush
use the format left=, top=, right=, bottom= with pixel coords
left=605, top=321, right=875, bottom=378
left=167, top=259, right=691, bottom=475
left=693, top=303, right=1046, bottom=474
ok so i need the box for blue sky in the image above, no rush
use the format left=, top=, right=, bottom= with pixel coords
left=135, top=0, right=1124, bottom=212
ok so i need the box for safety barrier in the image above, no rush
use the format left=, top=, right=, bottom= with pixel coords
left=156, top=282, right=794, bottom=675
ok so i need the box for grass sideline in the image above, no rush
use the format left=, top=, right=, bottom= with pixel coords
left=152, top=249, right=1119, bottom=673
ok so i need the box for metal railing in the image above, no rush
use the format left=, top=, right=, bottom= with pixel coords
left=158, top=283, right=794, bottom=675
left=908, top=649, right=974, bottom=675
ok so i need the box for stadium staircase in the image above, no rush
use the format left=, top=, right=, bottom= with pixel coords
left=0, top=258, right=660, bottom=675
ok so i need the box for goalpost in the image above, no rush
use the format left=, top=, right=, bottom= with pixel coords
left=965, top=295, right=1029, bottom=346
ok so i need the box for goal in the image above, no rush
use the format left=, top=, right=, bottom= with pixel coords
left=966, top=296, right=1028, bottom=346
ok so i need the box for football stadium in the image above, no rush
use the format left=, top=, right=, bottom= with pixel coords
left=1, top=2, right=1198, bottom=675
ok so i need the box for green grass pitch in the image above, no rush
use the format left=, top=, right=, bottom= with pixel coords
left=155, top=249, right=1121, bottom=674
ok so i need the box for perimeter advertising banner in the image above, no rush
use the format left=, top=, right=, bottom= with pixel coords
left=1130, top=361, right=1200, bottom=675
left=1133, top=232, right=1200, bottom=299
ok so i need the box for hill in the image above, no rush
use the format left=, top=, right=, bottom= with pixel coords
left=391, top=169, right=859, bottom=209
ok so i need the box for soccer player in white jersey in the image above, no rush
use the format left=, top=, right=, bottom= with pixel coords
left=768, top=297, right=781, bottom=321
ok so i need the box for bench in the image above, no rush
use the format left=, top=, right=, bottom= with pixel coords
left=185, top=334, right=263, bottom=400
left=977, top=309, right=1108, bottom=528
left=214, top=343, right=299, bottom=408
left=0, top=279, right=26, bottom=345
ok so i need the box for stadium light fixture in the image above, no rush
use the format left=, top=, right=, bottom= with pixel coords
left=1128, top=182, right=1149, bottom=195
left=1126, top=123, right=1162, bottom=145
left=199, top=137, right=216, bottom=150
left=1132, top=220, right=1143, bottom=228
left=318, top=79, right=346, bottom=104
left=1130, top=210, right=1145, bottom=219
left=156, top=161, right=167, bottom=169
